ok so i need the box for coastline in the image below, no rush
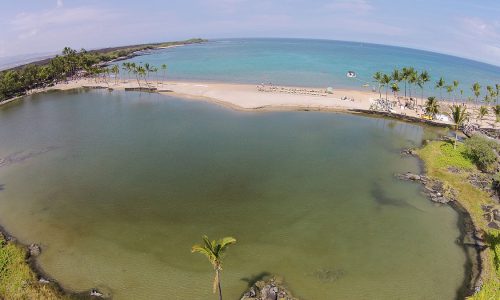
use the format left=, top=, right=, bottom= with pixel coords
left=5, top=77, right=498, bottom=131
left=0, top=224, right=105, bottom=299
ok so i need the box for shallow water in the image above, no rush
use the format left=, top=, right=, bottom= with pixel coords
left=0, top=89, right=465, bottom=299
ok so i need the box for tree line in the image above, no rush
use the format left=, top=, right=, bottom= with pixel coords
left=0, top=39, right=204, bottom=102
left=372, top=67, right=500, bottom=130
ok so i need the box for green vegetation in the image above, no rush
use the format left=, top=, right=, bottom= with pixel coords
left=371, top=68, right=499, bottom=124
left=448, top=104, right=469, bottom=148
left=464, top=135, right=499, bottom=173
left=0, top=38, right=206, bottom=102
left=0, top=233, right=67, bottom=299
left=425, top=96, right=440, bottom=117
left=191, top=236, right=237, bottom=300
left=418, top=141, right=500, bottom=299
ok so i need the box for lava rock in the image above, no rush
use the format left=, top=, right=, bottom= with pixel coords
left=28, top=243, right=41, bottom=257
left=481, top=205, right=493, bottom=213
left=493, top=209, right=500, bottom=222
left=487, top=222, right=500, bottom=230
left=90, top=289, right=103, bottom=297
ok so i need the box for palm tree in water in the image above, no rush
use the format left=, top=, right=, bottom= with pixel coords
left=192, top=236, right=236, bottom=300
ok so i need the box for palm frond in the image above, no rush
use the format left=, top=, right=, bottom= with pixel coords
left=219, top=237, right=237, bottom=251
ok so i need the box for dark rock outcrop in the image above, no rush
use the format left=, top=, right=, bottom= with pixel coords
left=241, top=276, right=298, bottom=300
left=396, top=172, right=456, bottom=204
left=28, top=243, right=41, bottom=257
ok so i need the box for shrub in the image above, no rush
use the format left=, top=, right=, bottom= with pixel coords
left=464, top=135, right=498, bottom=173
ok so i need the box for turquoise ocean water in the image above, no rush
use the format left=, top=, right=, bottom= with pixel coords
left=123, top=38, right=500, bottom=98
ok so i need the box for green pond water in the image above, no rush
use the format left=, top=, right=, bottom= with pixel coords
left=0, top=89, right=466, bottom=299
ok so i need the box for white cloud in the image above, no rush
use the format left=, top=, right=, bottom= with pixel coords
left=11, top=6, right=119, bottom=40
left=324, top=0, right=373, bottom=15
left=460, top=17, right=500, bottom=40
left=57, top=0, right=64, bottom=8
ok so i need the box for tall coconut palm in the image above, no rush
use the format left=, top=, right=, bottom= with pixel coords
left=402, top=67, right=413, bottom=98
left=408, top=68, right=418, bottom=99
left=478, top=106, right=488, bottom=123
left=446, top=85, right=454, bottom=105
left=435, top=77, right=445, bottom=101
left=381, top=74, right=392, bottom=101
left=131, top=63, right=141, bottom=88
left=391, top=82, right=400, bottom=100
left=137, top=66, right=146, bottom=87
left=486, top=85, right=497, bottom=107
left=373, top=72, right=383, bottom=99
left=452, top=80, right=459, bottom=104
left=496, top=84, right=500, bottom=105
left=472, top=82, right=481, bottom=106
left=111, top=65, right=119, bottom=85
left=161, top=64, right=168, bottom=83
left=122, top=62, right=131, bottom=82
left=391, top=69, right=401, bottom=85
left=493, top=105, right=500, bottom=127
left=418, top=71, right=430, bottom=107
left=191, top=236, right=237, bottom=300
left=486, top=86, right=493, bottom=106
left=143, top=63, right=152, bottom=87
left=425, top=96, right=440, bottom=118
left=448, top=105, right=469, bottom=149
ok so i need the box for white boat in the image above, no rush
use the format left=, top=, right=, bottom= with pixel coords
left=346, top=71, right=357, bottom=78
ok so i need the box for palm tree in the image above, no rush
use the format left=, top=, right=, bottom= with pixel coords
left=418, top=71, right=430, bottom=107
left=137, top=66, right=146, bottom=87
left=435, top=77, right=445, bottom=101
left=122, top=62, right=132, bottom=82
left=161, top=64, right=168, bottom=83
left=446, top=85, right=454, bottom=105
left=408, top=68, right=418, bottom=99
left=373, top=72, right=383, bottom=99
left=478, top=106, right=488, bottom=122
left=496, top=84, right=500, bottom=105
left=402, top=67, right=413, bottom=98
left=381, top=74, right=392, bottom=101
left=486, top=85, right=497, bottom=107
left=391, top=82, right=400, bottom=100
left=425, top=96, right=440, bottom=118
left=453, top=80, right=459, bottom=103
left=192, top=236, right=236, bottom=300
left=131, top=63, right=141, bottom=88
left=111, top=65, right=119, bottom=85
left=448, top=105, right=469, bottom=149
left=391, top=69, right=401, bottom=86
left=144, top=63, right=152, bottom=87
left=472, top=82, right=481, bottom=106
left=493, top=105, right=500, bottom=127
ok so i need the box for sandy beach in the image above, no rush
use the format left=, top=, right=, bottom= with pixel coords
left=5, top=77, right=499, bottom=129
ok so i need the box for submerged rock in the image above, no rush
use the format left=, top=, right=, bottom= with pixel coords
left=39, top=277, right=50, bottom=284
left=28, top=243, right=41, bottom=257
left=90, top=289, right=104, bottom=297
left=241, top=276, right=298, bottom=300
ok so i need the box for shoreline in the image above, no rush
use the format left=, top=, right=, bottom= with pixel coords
left=0, top=223, right=105, bottom=299
left=4, top=77, right=498, bottom=131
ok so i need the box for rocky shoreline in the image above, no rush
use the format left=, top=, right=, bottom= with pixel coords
left=396, top=153, right=491, bottom=297
left=0, top=224, right=108, bottom=299
left=240, top=276, right=298, bottom=300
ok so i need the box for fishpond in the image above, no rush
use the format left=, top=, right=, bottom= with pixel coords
left=0, top=89, right=467, bottom=299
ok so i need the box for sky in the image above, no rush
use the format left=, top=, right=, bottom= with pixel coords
left=0, top=0, right=499, bottom=66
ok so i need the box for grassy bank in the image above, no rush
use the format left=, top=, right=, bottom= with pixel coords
left=0, top=233, right=67, bottom=299
left=417, top=140, right=500, bottom=299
